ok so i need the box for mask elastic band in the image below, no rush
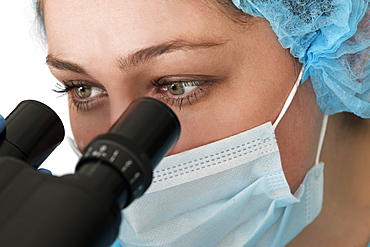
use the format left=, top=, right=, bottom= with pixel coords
left=272, top=67, right=304, bottom=130
left=315, top=114, right=328, bottom=164
left=67, top=136, right=83, bottom=158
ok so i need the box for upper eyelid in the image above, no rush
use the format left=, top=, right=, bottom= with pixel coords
left=152, top=75, right=220, bottom=84
left=159, top=74, right=219, bottom=80
left=62, top=79, right=106, bottom=91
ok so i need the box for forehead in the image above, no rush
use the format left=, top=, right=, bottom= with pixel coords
left=43, top=0, right=237, bottom=57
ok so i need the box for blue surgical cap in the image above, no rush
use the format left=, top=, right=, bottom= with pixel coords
left=232, top=0, right=370, bottom=118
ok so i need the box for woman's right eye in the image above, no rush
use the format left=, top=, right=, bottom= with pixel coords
left=73, top=84, right=105, bottom=99
left=53, top=81, right=107, bottom=111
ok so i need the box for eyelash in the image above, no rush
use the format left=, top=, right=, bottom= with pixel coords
left=53, top=77, right=211, bottom=111
left=151, top=79, right=208, bottom=110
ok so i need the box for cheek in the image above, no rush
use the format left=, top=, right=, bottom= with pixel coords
left=275, top=81, right=323, bottom=192
left=168, top=93, right=273, bottom=156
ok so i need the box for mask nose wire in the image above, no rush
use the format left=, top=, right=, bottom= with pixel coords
left=272, top=67, right=304, bottom=130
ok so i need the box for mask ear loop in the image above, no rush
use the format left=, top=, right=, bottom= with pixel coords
left=315, top=114, right=328, bottom=164
left=67, top=136, right=83, bottom=158
left=272, top=67, right=304, bottom=130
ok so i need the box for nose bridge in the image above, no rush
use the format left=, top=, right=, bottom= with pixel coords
left=108, top=85, right=147, bottom=128
left=108, top=97, right=133, bottom=128
left=90, top=31, right=147, bottom=127
left=102, top=69, right=149, bottom=129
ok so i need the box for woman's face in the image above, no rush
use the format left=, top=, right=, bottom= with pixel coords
left=44, top=0, right=323, bottom=192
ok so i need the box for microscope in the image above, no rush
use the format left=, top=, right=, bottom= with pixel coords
left=0, top=98, right=180, bottom=247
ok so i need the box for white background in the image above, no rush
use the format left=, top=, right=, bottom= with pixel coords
left=0, top=0, right=78, bottom=175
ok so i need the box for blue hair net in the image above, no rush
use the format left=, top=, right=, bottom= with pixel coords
left=32, top=0, right=39, bottom=15
left=232, top=0, right=370, bottom=118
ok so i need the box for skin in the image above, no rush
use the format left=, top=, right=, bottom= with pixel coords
left=287, top=115, right=370, bottom=246
left=43, top=0, right=323, bottom=193
left=41, top=0, right=370, bottom=245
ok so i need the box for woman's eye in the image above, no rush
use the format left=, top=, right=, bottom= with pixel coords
left=53, top=81, right=107, bottom=112
left=74, top=85, right=105, bottom=99
left=167, top=81, right=202, bottom=96
left=151, top=79, right=210, bottom=109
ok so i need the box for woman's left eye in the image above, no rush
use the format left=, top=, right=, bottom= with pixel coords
left=151, top=79, right=207, bottom=109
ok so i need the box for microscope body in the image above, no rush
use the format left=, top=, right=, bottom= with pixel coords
left=0, top=157, right=120, bottom=247
left=0, top=98, right=180, bottom=247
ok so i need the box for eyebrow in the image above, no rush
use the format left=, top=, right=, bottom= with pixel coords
left=46, top=54, right=89, bottom=75
left=117, top=40, right=223, bottom=72
left=46, top=40, right=223, bottom=74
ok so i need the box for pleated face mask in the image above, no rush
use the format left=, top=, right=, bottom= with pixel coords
left=116, top=68, right=326, bottom=247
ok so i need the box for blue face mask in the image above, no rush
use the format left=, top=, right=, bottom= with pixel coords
left=120, top=69, right=326, bottom=246
left=116, top=68, right=326, bottom=246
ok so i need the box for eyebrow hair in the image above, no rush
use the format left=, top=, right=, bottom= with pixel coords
left=46, top=54, right=89, bottom=76
left=117, top=40, right=223, bottom=72
left=46, top=40, right=224, bottom=74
